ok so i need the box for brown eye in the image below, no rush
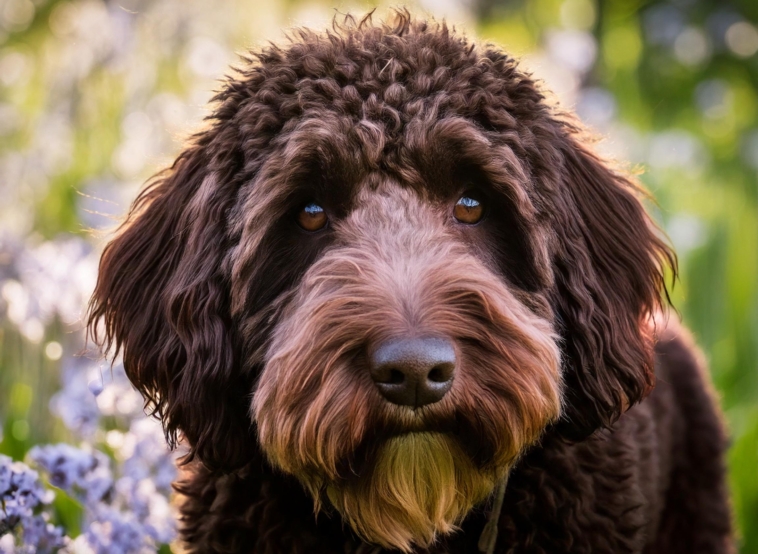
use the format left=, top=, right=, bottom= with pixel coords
left=297, top=202, right=328, bottom=231
left=454, top=195, right=484, bottom=224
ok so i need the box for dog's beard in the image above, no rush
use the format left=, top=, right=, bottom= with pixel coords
left=317, top=432, right=501, bottom=552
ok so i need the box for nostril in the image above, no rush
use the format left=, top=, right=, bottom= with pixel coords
left=428, top=367, right=441, bottom=382
left=372, top=367, right=406, bottom=385
left=387, top=369, right=405, bottom=385
left=427, top=364, right=452, bottom=383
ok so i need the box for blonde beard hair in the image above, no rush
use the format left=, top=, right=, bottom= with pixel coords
left=322, top=432, right=502, bottom=553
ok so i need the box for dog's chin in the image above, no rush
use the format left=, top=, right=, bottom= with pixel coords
left=316, top=432, right=502, bottom=553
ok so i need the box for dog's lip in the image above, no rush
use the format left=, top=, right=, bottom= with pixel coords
left=387, top=416, right=458, bottom=436
left=332, top=419, right=462, bottom=481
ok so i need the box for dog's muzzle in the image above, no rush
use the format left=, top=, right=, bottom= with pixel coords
left=369, top=336, right=456, bottom=408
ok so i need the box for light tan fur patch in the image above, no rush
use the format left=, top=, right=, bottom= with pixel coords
left=324, top=433, right=500, bottom=552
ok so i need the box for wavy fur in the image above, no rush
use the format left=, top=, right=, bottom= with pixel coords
left=88, top=10, right=731, bottom=554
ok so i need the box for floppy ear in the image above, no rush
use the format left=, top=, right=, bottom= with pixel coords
left=549, top=134, right=675, bottom=440
left=87, top=138, right=254, bottom=470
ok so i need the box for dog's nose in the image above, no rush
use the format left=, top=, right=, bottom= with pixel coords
left=369, top=337, right=456, bottom=407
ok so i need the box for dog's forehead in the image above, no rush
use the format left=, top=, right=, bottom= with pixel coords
left=223, top=26, right=559, bottom=309
left=259, top=22, right=546, bottom=130
left=222, top=25, right=555, bottom=236
left=240, top=31, right=549, bottom=173
left=234, top=110, right=533, bottom=222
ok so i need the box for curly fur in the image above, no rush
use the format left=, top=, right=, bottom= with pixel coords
left=87, top=11, right=733, bottom=553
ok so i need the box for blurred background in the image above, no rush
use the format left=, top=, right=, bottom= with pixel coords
left=0, top=0, right=755, bottom=551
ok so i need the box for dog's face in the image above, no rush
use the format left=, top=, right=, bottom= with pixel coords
left=88, top=14, right=673, bottom=552
left=251, top=176, right=562, bottom=548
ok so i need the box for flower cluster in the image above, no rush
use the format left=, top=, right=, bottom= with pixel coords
left=0, top=455, right=65, bottom=554
left=0, top=357, right=178, bottom=553
left=29, top=445, right=112, bottom=510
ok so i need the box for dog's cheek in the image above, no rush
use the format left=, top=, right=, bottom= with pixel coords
left=453, top=342, right=562, bottom=469
left=253, top=343, right=379, bottom=481
left=421, top=265, right=564, bottom=466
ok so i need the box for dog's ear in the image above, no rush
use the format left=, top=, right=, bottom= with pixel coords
left=88, top=139, right=253, bottom=470
left=549, top=133, right=675, bottom=440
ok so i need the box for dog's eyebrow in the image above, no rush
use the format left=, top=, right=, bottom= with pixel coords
left=228, top=115, right=366, bottom=310
left=398, top=115, right=537, bottom=219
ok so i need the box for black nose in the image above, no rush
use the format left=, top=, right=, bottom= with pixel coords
left=369, top=337, right=456, bottom=408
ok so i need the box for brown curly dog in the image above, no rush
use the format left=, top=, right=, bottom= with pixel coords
left=87, top=11, right=733, bottom=554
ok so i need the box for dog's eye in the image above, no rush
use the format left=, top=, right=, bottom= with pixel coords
left=454, top=195, right=484, bottom=224
left=297, top=202, right=328, bottom=231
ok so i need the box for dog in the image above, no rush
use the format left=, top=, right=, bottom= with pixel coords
left=87, top=12, right=733, bottom=554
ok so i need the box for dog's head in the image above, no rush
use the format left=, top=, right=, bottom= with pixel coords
left=88, top=13, right=674, bottom=552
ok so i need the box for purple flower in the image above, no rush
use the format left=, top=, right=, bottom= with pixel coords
left=112, top=476, right=174, bottom=543
left=21, top=515, right=66, bottom=553
left=82, top=508, right=155, bottom=554
left=118, top=419, right=177, bottom=494
left=49, top=357, right=102, bottom=438
left=0, top=456, right=52, bottom=525
left=29, top=445, right=113, bottom=509
left=0, top=455, right=63, bottom=552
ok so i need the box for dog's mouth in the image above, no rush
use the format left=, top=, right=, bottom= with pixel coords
left=384, top=407, right=460, bottom=435
left=331, top=410, right=500, bottom=483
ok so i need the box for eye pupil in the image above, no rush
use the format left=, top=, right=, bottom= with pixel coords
left=297, top=202, right=328, bottom=231
left=454, top=195, right=484, bottom=224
